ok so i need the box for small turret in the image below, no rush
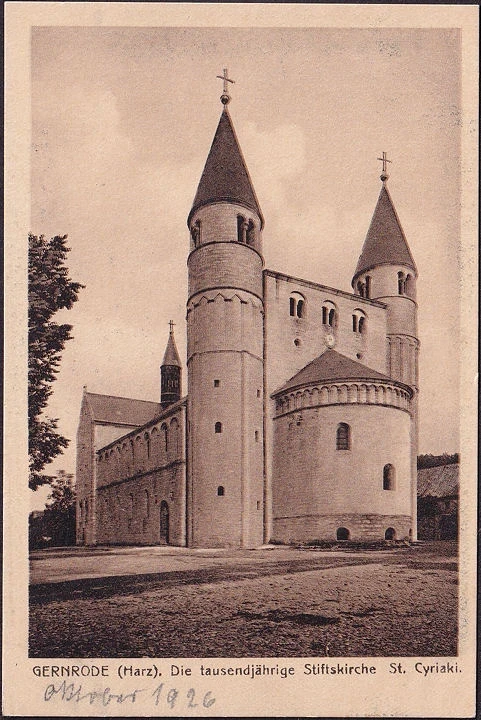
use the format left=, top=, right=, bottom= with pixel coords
left=352, top=159, right=418, bottom=389
left=161, top=321, right=181, bottom=408
left=352, top=181, right=417, bottom=299
left=353, top=157, right=419, bottom=542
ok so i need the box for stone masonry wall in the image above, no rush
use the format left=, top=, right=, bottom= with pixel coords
left=273, top=514, right=411, bottom=543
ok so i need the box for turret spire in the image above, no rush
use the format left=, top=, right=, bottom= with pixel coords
left=188, top=81, right=263, bottom=229
left=161, top=321, right=181, bottom=408
left=352, top=170, right=416, bottom=284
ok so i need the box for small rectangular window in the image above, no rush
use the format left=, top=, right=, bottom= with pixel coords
left=255, top=430, right=259, bottom=442
left=214, top=379, right=220, bottom=387
left=257, top=389, right=261, bottom=398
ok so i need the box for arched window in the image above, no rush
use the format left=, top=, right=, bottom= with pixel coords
left=246, top=219, right=256, bottom=245
left=322, top=301, right=337, bottom=327
left=336, top=423, right=351, bottom=450
left=217, top=485, right=225, bottom=496
left=352, top=309, right=367, bottom=334
left=337, top=527, right=350, bottom=541
left=365, top=276, right=371, bottom=299
left=161, top=423, right=168, bottom=452
left=289, top=292, right=305, bottom=318
left=170, top=417, right=180, bottom=455
left=356, top=276, right=371, bottom=298
left=215, top=421, right=222, bottom=433
left=144, top=489, right=150, bottom=517
left=144, top=432, right=150, bottom=459
left=191, top=219, right=201, bottom=248
left=385, top=527, right=396, bottom=540
left=383, top=464, right=395, bottom=490
left=405, top=273, right=414, bottom=297
left=237, top=214, right=247, bottom=243
left=398, top=271, right=406, bottom=295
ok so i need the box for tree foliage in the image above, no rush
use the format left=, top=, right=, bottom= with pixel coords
left=29, top=470, right=77, bottom=547
left=28, top=234, right=83, bottom=489
left=417, top=453, right=459, bottom=469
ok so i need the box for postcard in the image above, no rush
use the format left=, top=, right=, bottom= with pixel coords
left=3, top=3, right=478, bottom=717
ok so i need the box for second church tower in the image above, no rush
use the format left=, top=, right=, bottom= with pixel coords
left=186, top=84, right=265, bottom=547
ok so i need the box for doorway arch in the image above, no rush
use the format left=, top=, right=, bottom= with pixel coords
left=336, top=527, right=350, bottom=541
left=385, top=527, right=396, bottom=540
left=160, top=501, right=169, bottom=544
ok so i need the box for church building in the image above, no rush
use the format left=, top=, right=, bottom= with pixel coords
left=76, top=73, right=419, bottom=548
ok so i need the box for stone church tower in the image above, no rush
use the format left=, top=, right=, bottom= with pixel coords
left=160, top=322, right=182, bottom=409
left=352, top=161, right=419, bottom=539
left=185, top=84, right=265, bottom=547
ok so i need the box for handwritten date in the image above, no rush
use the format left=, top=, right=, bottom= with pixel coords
left=44, top=680, right=215, bottom=709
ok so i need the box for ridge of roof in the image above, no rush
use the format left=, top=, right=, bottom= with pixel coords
left=85, top=391, right=160, bottom=406
left=188, top=108, right=263, bottom=227
left=272, top=349, right=409, bottom=396
left=353, top=184, right=417, bottom=283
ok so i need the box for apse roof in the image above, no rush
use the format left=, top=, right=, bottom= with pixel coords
left=273, top=349, right=399, bottom=396
left=353, top=184, right=416, bottom=282
left=85, top=392, right=162, bottom=427
left=188, top=108, right=263, bottom=227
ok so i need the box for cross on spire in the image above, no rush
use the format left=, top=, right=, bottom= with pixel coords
left=377, top=151, right=392, bottom=182
left=169, top=320, right=175, bottom=334
left=217, top=68, right=235, bottom=106
left=377, top=151, right=392, bottom=173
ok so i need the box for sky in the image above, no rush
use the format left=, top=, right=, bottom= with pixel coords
left=30, top=25, right=462, bottom=510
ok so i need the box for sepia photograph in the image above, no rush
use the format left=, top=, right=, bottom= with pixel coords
left=4, top=4, right=478, bottom=718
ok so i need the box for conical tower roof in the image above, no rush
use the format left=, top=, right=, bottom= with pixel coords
left=161, top=327, right=181, bottom=368
left=188, top=108, right=264, bottom=228
left=353, top=184, right=416, bottom=283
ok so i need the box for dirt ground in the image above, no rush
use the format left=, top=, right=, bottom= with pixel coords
left=29, top=542, right=457, bottom=658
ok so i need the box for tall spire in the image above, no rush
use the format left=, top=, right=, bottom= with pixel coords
left=161, top=321, right=181, bottom=408
left=188, top=75, right=263, bottom=228
left=352, top=163, right=416, bottom=283
left=162, top=321, right=181, bottom=368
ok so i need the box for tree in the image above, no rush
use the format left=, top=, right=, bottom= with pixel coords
left=417, top=453, right=459, bottom=469
left=28, top=234, right=83, bottom=489
left=29, top=471, right=77, bottom=547
left=45, top=470, right=77, bottom=546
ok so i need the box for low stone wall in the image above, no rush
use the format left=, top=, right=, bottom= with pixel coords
left=272, top=513, right=411, bottom=543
